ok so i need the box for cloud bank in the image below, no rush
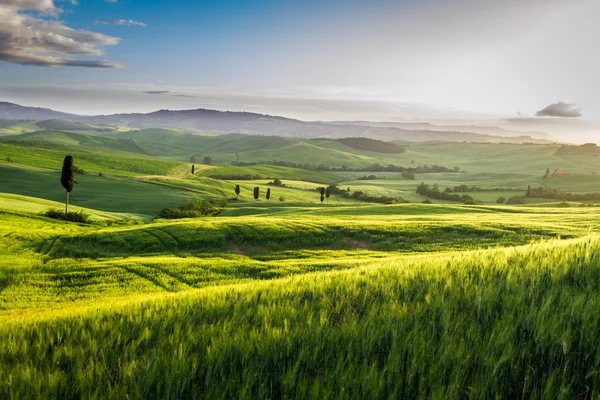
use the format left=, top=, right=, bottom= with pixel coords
left=536, top=102, right=582, bottom=118
left=0, top=0, right=123, bottom=68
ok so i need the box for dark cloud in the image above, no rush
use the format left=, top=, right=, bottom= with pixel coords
left=0, top=0, right=123, bottom=68
left=144, top=90, right=197, bottom=98
left=95, top=18, right=147, bottom=27
left=536, top=102, right=582, bottom=118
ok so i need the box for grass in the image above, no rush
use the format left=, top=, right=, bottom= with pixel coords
left=3, top=227, right=600, bottom=397
left=199, top=164, right=341, bottom=184
left=0, top=142, right=181, bottom=177
left=5, top=135, right=600, bottom=397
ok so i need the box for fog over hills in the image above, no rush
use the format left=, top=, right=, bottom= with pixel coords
left=0, top=101, right=555, bottom=144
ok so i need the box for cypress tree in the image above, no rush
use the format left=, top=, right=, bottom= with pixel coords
left=320, top=194, right=325, bottom=204
left=253, top=186, right=259, bottom=200
left=60, top=155, right=77, bottom=215
left=325, top=188, right=331, bottom=204
left=266, top=188, right=271, bottom=200
left=235, top=184, right=240, bottom=199
left=191, top=165, right=195, bottom=175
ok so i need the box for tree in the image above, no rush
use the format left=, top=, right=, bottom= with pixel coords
left=203, top=156, right=212, bottom=165
left=189, top=156, right=196, bottom=163
left=320, top=187, right=325, bottom=196
left=496, top=196, right=506, bottom=204
left=266, top=188, right=271, bottom=200
left=191, top=165, right=195, bottom=175
left=273, top=178, right=282, bottom=186
left=543, top=168, right=550, bottom=179
left=320, top=194, right=325, bottom=204
left=253, top=186, right=259, bottom=200
left=526, top=185, right=531, bottom=197
left=235, top=184, right=240, bottom=199
left=60, top=155, right=77, bottom=215
left=325, top=188, right=330, bottom=204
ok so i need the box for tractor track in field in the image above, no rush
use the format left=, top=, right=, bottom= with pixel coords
left=144, top=262, right=192, bottom=289
left=138, top=229, right=176, bottom=255
left=153, top=228, right=181, bottom=247
left=118, top=264, right=184, bottom=292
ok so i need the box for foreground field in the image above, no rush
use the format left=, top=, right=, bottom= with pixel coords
left=2, top=203, right=600, bottom=397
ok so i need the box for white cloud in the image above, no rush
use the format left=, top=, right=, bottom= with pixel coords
left=95, top=18, right=147, bottom=27
left=0, top=0, right=123, bottom=68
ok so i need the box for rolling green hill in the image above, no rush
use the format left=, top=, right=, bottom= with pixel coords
left=3, top=204, right=600, bottom=397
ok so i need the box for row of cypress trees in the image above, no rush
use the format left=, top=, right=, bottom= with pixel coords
left=59, top=155, right=333, bottom=217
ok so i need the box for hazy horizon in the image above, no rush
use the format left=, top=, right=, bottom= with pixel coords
left=1, top=0, right=599, bottom=142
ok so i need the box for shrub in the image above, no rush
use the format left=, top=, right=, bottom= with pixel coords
left=279, top=196, right=286, bottom=202
left=5, top=156, right=12, bottom=162
left=42, top=209, right=92, bottom=223
left=422, top=199, right=432, bottom=204
left=557, top=201, right=570, bottom=208
left=401, top=171, right=415, bottom=180
left=506, top=195, right=525, bottom=205
left=156, top=200, right=224, bottom=219
left=496, top=196, right=506, bottom=204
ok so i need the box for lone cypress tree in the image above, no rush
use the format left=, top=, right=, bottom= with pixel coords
left=191, top=165, right=195, bottom=175
left=60, top=155, right=77, bottom=215
left=253, top=186, right=260, bottom=200
left=235, top=184, right=240, bottom=199
left=266, top=188, right=271, bottom=200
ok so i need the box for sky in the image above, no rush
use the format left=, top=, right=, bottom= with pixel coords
left=1, top=0, right=599, bottom=141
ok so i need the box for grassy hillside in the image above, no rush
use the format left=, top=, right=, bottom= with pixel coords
left=0, top=142, right=180, bottom=177
left=6, top=130, right=150, bottom=155
left=0, top=120, right=42, bottom=136
left=2, top=205, right=600, bottom=396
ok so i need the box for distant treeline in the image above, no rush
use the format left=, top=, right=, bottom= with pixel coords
left=416, top=183, right=477, bottom=205
left=36, top=120, right=114, bottom=132
left=445, top=184, right=521, bottom=193
left=526, top=186, right=600, bottom=201
left=326, top=185, right=407, bottom=204
left=231, top=160, right=460, bottom=173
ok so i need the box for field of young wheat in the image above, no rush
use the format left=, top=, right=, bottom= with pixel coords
left=1, top=203, right=600, bottom=398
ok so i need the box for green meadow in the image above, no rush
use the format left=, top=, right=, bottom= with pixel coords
left=3, top=127, right=600, bottom=397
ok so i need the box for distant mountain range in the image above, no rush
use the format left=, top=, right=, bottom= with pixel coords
left=0, top=101, right=555, bottom=144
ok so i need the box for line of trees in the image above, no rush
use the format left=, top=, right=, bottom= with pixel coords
left=416, top=183, right=477, bottom=205
left=325, top=185, right=407, bottom=204
left=445, top=184, right=521, bottom=193
left=525, top=186, right=600, bottom=202
left=231, top=160, right=461, bottom=174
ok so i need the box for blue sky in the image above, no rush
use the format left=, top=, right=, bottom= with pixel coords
left=1, top=0, right=599, bottom=141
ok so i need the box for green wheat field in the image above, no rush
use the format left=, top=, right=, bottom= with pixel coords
left=3, top=127, right=600, bottom=398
